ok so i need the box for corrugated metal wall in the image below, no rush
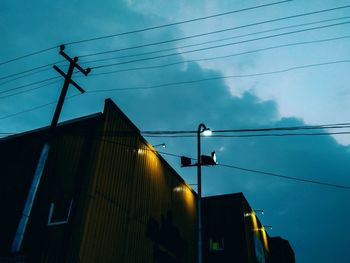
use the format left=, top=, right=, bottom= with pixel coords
left=69, top=100, right=197, bottom=262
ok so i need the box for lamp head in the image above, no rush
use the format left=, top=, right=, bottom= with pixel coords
left=202, top=128, right=212, bottom=136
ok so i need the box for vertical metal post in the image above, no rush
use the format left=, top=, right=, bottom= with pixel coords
left=197, top=123, right=205, bottom=263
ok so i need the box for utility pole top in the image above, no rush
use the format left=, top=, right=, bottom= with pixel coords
left=50, top=46, right=91, bottom=133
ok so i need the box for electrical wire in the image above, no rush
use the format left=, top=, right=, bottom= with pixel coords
left=90, top=138, right=350, bottom=191
left=0, top=80, right=61, bottom=100
left=80, top=5, right=350, bottom=60
left=0, top=1, right=291, bottom=66
left=3, top=14, right=349, bottom=83
left=2, top=34, right=349, bottom=99
left=0, top=46, right=58, bottom=67
left=0, top=94, right=81, bottom=121
left=0, top=58, right=348, bottom=121
left=0, top=60, right=63, bottom=82
left=82, top=16, right=350, bottom=64
left=218, top=163, right=350, bottom=190
left=91, top=21, right=350, bottom=69
left=142, top=131, right=350, bottom=138
left=65, top=0, right=293, bottom=46
left=1, top=121, right=349, bottom=190
left=0, top=76, right=61, bottom=95
left=4, top=32, right=349, bottom=97
left=89, top=35, right=350, bottom=76
left=87, top=59, right=350, bottom=93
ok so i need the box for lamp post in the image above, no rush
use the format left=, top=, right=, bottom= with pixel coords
left=153, top=143, right=166, bottom=148
left=197, top=123, right=212, bottom=263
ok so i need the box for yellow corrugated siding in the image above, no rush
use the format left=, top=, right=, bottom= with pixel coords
left=74, top=102, right=196, bottom=262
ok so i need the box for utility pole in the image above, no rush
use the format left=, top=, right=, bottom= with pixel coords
left=11, top=45, right=91, bottom=253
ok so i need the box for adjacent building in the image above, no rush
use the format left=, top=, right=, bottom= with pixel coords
left=269, top=237, right=295, bottom=263
left=202, top=193, right=294, bottom=263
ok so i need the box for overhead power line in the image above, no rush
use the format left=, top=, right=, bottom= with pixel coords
left=65, top=0, right=293, bottom=46
left=218, top=163, right=350, bottom=190
left=2, top=121, right=350, bottom=138
left=0, top=80, right=60, bottom=100
left=3, top=14, right=349, bottom=84
left=89, top=35, right=350, bottom=76
left=0, top=94, right=81, bottom=121
left=0, top=61, right=62, bottom=82
left=4, top=26, right=350, bottom=89
left=0, top=76, right=61, bottom=95
left=0, top=57, right=348, bottom=119
left=0, top=46, right=58, bottom=67
left=83, top=16, right=350, bottom=65
left=87, top=59, right=350, bottom=93
left=2, top=34, right=349, bottom=98
left=91, top=138, right=350, bottom=191
left=0, top=0, right=291, bottom=67
left=2, top=132, right=349, bottom=195
left=91, top=21, right=350, bottom=69
left=143, top=131, right=350, bottom=138
left=81, top=5, right=350, bottom=60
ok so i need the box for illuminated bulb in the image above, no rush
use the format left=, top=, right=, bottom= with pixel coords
left=203, top=129, right=212, bottom=136
left=173, top=186, right=184, bottom=192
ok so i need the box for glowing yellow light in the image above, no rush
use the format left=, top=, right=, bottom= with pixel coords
left=244, top=212, right=252, bottom=217
left=173, top=186, right=184, bottom=192
left=261, top=227, right=269, bottom=252
left=137, top=149, right=144, bottom=154
left=173, top=184, right=195, bottom=215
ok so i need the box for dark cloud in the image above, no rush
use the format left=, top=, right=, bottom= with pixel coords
left=1, top=1, right=350, bottom=262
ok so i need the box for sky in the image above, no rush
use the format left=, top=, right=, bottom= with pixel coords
left=1, top=0, right=350, bottom=262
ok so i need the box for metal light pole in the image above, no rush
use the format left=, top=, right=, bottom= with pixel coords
left=197, top=123, right=211, bottom=263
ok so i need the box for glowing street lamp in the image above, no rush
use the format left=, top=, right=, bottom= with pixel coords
left=153, top=143, right=166, bottom=148
left=197, top=123, right=211, bottom=263
left=180, top=123, right=216, bottom=263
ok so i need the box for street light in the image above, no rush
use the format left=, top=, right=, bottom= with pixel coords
left=244, top=209, right=264, bottom=217
left=180, top=123, right=214, bottom=263
left=153, top=143, right=166, bottom=148
left=197, top=123, right=211, bottom=263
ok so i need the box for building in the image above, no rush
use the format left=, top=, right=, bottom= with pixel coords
left=0, top=99, right=196, bottom=262
left=269, top=237, right=295, bottom=263
left=202, top=193, right=294, bottom=263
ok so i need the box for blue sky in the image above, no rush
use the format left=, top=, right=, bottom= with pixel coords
left=1, top=0, right=350, bottom=262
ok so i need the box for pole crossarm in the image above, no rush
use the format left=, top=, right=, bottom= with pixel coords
left=59, top=45, right=91, bottom=76
left=51, top=45, right=91, bottom=132
left=53, top=65, right=85, bottom=93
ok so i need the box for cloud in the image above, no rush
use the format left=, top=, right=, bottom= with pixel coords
left=1, top=1, right=350, bottom=262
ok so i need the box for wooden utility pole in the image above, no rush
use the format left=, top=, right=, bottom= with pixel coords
left=11, top=45, right=91, bottom=253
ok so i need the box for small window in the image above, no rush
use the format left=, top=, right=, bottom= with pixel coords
left=47, top=199, right=73, bottom=226
left=209, top=238, right=224, bottom=251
